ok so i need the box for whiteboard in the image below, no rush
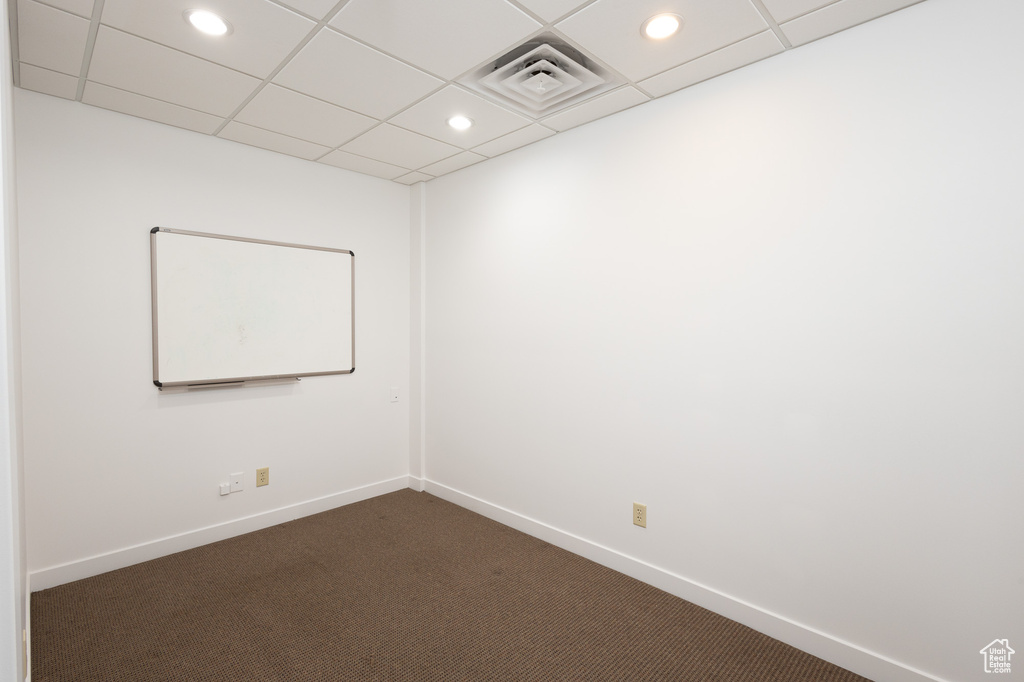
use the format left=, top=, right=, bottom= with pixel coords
left=151, top=227, right=354, bottom=387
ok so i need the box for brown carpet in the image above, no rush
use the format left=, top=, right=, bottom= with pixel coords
left=32, top=490, right=871, bottom=681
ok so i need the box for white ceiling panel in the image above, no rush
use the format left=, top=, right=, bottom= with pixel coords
left=541, top=86, right=648, bottom=132
left=513, top=0, right=594, bottom=23
left=274, top=29, right=443, bottom=119
left=35, top=0, right=93, bottom=19
left=781, top=0, right=925, bottom=46
left=235, top=85, right=376, bottom=148
left=556, top=0, right=769, bottom=82
left=319, top=150, right=410, bottom=180
left=340, top=124, right=460, bottom=170
left=419, top=151, right=486, bottom=176
left=273, top=0, right=342, bottom=21
left=639, top=30, right=784, bottom=98
left=11, top=0, right=935, bottom=183
left=472, top=124, right=556, bottom=158
left=759, top=0, right=834, bottom=23
left=330, top=0, right=542, bottom=80
left=388, top=86, right=532, bottom=149
left=218, top=121, right=332, bottom=160
left=394, top=171, right=434, bottom=185
left=17, top=0, right=89, bottom=76
left=88, top=27, right=262, bottom=117
left=100, top=0, right=316, bottom=79
left=81, top=82, right=224, bottom=134
left=19, top=63, right=78, bottom=99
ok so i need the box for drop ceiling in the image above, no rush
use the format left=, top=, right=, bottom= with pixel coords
left=10, top=0, right=926, bottom=184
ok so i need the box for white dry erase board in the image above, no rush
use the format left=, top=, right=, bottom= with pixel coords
left=150, top=227, right=354, bottom=388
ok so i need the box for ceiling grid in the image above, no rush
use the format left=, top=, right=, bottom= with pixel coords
left=9, top=0, right=928, bottom=183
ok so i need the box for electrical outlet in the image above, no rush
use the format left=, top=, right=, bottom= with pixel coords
left=256, top=467, right=269, bottom=487
left=633, top=502, right=647, bottom=528
left=230, top=472, right=244, bottom=493
left=390, top=386, right=399, bottom=402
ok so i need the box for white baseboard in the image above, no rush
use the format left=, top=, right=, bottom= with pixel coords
left=28, top=475, right=949, bottom=682
left=29, top=476, right=413, bottom=591
left=422, top=479, right=948, bottom=682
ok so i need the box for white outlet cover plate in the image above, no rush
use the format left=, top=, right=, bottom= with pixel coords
left=230, top=472, right=244, bottom=492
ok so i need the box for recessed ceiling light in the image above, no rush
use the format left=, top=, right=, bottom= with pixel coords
left=184, top=9, right=232, bottom=36
left=447, top=115, right=473, bottom=131
left=641, top=13, right=683, bottom=40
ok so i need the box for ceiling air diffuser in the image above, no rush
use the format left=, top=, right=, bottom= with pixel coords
left=461, top=35, right=622, bottom=119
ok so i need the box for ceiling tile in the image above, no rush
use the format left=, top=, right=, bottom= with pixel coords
left=319, top=150, right=410, bottom=180
left=273, top=0, right=341, bottom=21
left=419, top=151, right=486, bottom=177
left=541, top=85, right=648, bottom=132
left=35, top=0, right=93, bottom=19
left=472, top=124, right=555, bottom=157
left=330, top=0, right=542, bottom=79
left=10, top=0, right=935, bottom=186
left=781, top=0, right=925, bottom=47
left=556, top=0, right=768, bottom=82
left=513, top=0, right=594, bottom=23
left=340, top=124, right=460, bottom=169
left=274, top=29, right=443, bottom=119
left=394, top=171, right=433, bottom=185
left=218, top=121, right=332, bottom=160
left=235, top=85, right=376, bottom=148
left=759, top=0, right=833, bottom=23
left=640, top=30, right=784, bottom=98
left=388, top=86, right=532, bottom=149
left=87, top=27, right=262, bottom=117
left=81, top=81, right=224, bottom=134
left=19, top=63, right=78, bottom=99
left=100, top=0, right=315, bottom=79
left=17, top=0, right=89, bottom=76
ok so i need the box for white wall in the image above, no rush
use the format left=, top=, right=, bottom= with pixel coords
left=421, top=1, right=1023, bottom=681
left=15, top=90, right=412, bottom=587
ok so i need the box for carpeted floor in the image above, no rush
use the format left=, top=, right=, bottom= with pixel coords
left=32, top=490, right=872, bottom=681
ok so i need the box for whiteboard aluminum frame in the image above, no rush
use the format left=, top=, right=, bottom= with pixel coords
left=150, top=227, right=355, bottom=388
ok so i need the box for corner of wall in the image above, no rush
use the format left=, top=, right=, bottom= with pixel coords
left=409, top=182, right=426, bottom=486
left=2, top=0, right=28, bottom=677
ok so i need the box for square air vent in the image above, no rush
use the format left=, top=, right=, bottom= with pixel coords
left=460, top=35, right=623, bottom=119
